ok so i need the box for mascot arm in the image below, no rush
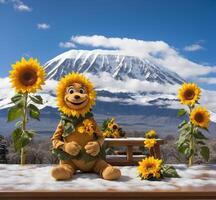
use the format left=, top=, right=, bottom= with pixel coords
left=51, top=122, right=64, bottom=150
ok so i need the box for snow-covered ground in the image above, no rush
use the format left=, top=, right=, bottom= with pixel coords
left=0, top=164, right=215, bottom=192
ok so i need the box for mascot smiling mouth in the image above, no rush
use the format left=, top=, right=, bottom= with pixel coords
left=66, top=98, right=87, bottom=105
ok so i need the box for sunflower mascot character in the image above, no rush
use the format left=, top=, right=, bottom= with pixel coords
left=51, top=73, right=121, bottom=180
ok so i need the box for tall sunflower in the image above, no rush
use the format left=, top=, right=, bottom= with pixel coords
left=137, top=156, right=162, bottom=180
left=190, top=106, right=210, bottom=129
left=178, top=83, right=201, bottom=106
left=56, top=72, right=96, bottom=117
left=10, top=57, right=45, bottom=93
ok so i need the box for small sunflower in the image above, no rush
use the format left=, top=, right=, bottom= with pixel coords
left=56, top=73, right=96, bottom=117
left=137, top=156, right=162, bottom=180
left=190, top=106, right=210, bottom=129
left=9, top=57, right=45, bottom=93
left=109, top=123, right=119, bottom=130
left=178, top=83, right=201, bottom=106
left=144, top=138, right=157, bottom=149
left=107, top=118, right=120, bottom=130
left=78, top=119, right=94, bottom=136
left=145, top=130, right=157, bottom=138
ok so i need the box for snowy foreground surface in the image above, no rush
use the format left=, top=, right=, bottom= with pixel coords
left=0, top=164, right=215, bottom=192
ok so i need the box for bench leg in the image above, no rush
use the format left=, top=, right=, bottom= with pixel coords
left=154, top=144, right=161, bottom=159
left=126, top=145, right=133, bottom=164
left=149, top=144, right=161, bottom=159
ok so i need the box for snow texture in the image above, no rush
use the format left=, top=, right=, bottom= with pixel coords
left=44, top=49, right=184, bottom=85
left=0, top=164, right=215, bottom=192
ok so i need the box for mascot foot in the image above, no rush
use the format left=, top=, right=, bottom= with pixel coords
left=51, top=165, right=74, bottom=180
left=102, top=166, right=121, bottom=180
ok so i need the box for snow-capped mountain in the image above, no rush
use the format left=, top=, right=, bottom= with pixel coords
left=44, top=49, right=184, bottom=85
left=0, top=49, right=216, bottom=136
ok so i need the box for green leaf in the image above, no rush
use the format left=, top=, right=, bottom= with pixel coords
left=30, top=95, right=43, bottom=105
left=178, top=120, right=189, bottom=129
left=178, top=109, right=187, bottom=117
left=7, top=106, right=23, bottom=122
left=200, top=146, right=209, bottom=161
left=28, top=104, right=40, bottom=120
left=102, top=119, right=110, bottom=131
left=12, top=128, right=31, bottom=151
left=52, top=146, right=106, bottom=163
left=24, top=130, right=36, bottom=138
left=52, top=148, right=81, bottom=160
left=15, top=136, right=31, bottom=151
left=194, top=131, right=208, bottom=140
left=11, top=94, right=24, bottom=105
left=15, top=121, right=23, bottom=128
left=12, top=128, right=22, bottom=142
left=62, top=121, right=75, bottom=137
left=161, top=165, right=180, bottom=178
left=178, top=143, right=189, bottom=154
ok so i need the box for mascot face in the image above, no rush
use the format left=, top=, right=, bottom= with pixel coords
left=64, top=83, right=89, bottom=110
left=56, top=73, right=96, bottom=117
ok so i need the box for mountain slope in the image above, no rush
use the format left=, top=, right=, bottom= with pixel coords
left=44, top=49, right=184, bottom=85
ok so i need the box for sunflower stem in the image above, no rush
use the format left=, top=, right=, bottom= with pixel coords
left=21, top=92, right=28, bottom=165
left=188, top=106, right=195, bottom=167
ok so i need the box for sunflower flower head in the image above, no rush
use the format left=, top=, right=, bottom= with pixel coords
left=9, top=57, right=45, bottom=93
left=178, top=83, right=201, bottom=106
left=107, top=118, right=119, bottom=130
left=137, top=156, right=162, bottom=180
left=56, top=72, right=96, bottom=117
left=144, top=138, right=157, bottom=149
left=190, top=106, right=210, bottom=129
left=145, top=130, right=157, bottom=138
left=77, top=119, right=94, bottom=136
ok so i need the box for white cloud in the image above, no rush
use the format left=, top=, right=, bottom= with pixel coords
left=13, top=0, right=32, bottom=12
left=85, top=72, right=178, bottom=94
left=196, top=77, right=216, bottom=84
left=184, top=44, right=204, bottom=52
left=60, top=35, right=216, bottom=79
left=1, top=76, right=216, bottom=122
left=59, top=41, right=76, bottom=48
left=37, top=23, right=50, bottom=30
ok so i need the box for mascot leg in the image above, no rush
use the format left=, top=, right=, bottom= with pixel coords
left=51, top=160, right=77, bottom=180
left=93, top=159, right=121, bottom=180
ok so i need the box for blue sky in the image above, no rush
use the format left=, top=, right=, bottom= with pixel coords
left=0, top=0, right=216, bottom=90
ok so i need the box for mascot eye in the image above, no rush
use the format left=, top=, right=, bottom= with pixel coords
left=68, top=87, right=75, bottom=94
left=79, top=88, right=85, bottom=94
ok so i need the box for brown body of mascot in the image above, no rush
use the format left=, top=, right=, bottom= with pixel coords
left=51, top=73, right=121, bottom=180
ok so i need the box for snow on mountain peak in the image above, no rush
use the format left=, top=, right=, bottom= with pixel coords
left=44, top=49, right=184, bottom=85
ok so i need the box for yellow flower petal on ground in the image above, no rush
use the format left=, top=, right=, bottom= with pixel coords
left=137, top=156, right=162, bottom=179
left=190, top=106, right=210, bottom=129
left=178, top=83, right=201, bottom=106
left=145, top=130, right=157, bottom=138
left=56, top=73, right=96, bottom=117
left=144, top=138, right=157, bottom=149
left=9, top=57, right=45, bottom=93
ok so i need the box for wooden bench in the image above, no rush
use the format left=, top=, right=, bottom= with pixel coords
left=104, top=137, right=164, bottom=166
